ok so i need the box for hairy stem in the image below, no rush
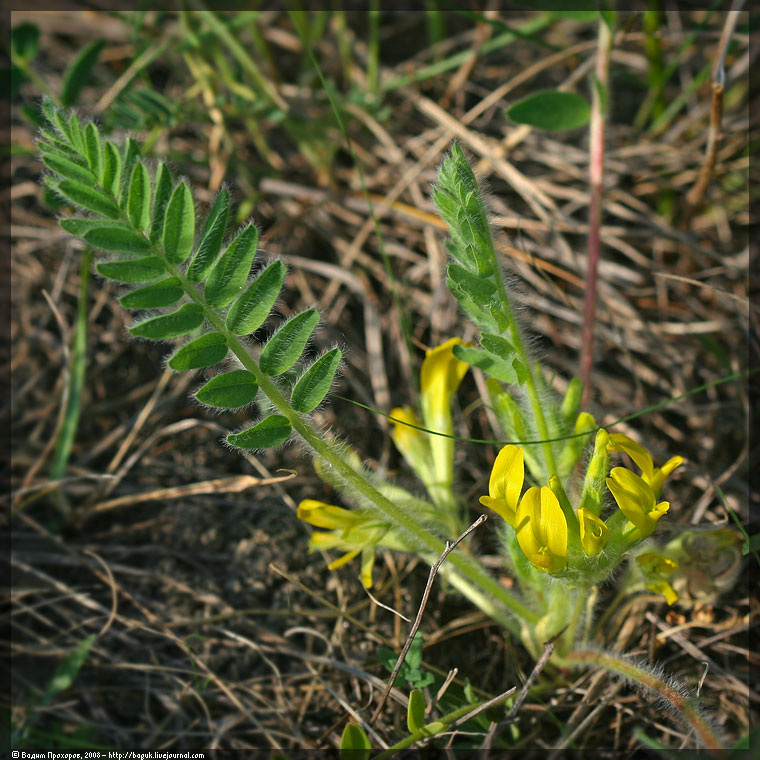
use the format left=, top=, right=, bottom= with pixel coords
left=564, top=649, right=724, bottom=751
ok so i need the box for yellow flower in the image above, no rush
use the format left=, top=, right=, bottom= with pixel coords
left=418, top=338, right=470, bottom=503
left=391, top=405, right=435, bottom=486
left=479, top=444, right=524, bottom=526
left=636, top=552, right=679, bottom=605
left=607, top=433, right=683, bottom=496
left=297, top=499, right=383, bottom=588
left=515, top=486, right=567, bottom=573
left=420, top=337, right=469, bottom=427
left=606, top=467, right=670, bottom=539
left=578, top=507, right=609, bottom=555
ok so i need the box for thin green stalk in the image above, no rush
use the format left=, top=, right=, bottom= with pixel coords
left=564, top=650, right=724, bottom=751
left=50, top=247, right=92, bottom=479
left=367, top=1, right=380, bottom=100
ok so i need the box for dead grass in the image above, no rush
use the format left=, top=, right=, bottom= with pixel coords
left=7, top=8, right=756, bottom=752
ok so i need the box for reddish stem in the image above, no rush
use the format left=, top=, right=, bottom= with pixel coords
left=579, top=20, right=612, bottom=407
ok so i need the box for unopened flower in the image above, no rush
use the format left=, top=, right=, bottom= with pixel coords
left=606, top=467, right=669, bottom=540
left=479, top=444, right=524, bottom=526
left=515, top=486, right=567, bottom=574
left=608, top=433, right=683, bottom=496
left=578, top=507, right=609, bottom=555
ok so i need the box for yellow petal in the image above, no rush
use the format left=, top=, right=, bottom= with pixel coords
left=420, top=338, right=468, bottom=424
left=645, top=580, right=679, bottom=605
left=608, top=433, right=654, bottom=483
left=650, top=455, right=684, bottom=495
left=479, top=495, right=517, bottom=526
left=360, top=547, right=375, bottom=588
left=606, top=467, right=657, bottom=536
left=636, top=552, right=678, bottom=575
left=489, top=444, right=524, bottom=511
left=515, top=487, right=566, bottom=573
left=297, top=499, right=358, bottom=530
left=327, top=548, right=361, bottom=570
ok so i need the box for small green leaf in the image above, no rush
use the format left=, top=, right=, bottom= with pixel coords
left=227, top=415, right=291, bottom=449
left=129, top=303, right=204, bottom=339
left=150, top=162, right=172, bottom=244
left=407, top=689, right=426, bottom=733
left=120, top=137, right=140, bottom=206
left=339, top=723, right=371, bottom=757
left=43, top=634, right=96, bottom=703
left=447, top=262, right=496, bottom=300
left=507, top=91, right=590, bottom=131
left=42, top=152, right=96, bottom=185
left=60, top=39, right=105, bottom=107
left=205, top=224, right=259, bottom=308
left=259, top=309, right=319, bottom=376
left=56, top=179, right=121, bottom=218
left=196, top=370, right=258, bottom=409
left=406, top=632, right=424, bottom=670
left=187, top=189, right=230, bottom=282
left=512, top=358, right=528, bottom=385
left=168, top=332, right=228, bottom=371
left=51, top=106, right=73, bottom=144
left=97, top=256, right=167, bottom=283
left=82, top=225, right=151, bottom=254
left=66, top=114, right=85, bottom=154
left=120, top=277, right=184, bottom=309
left=84, top=122, right=102, bottom=178
left=225, top=260, right=286, bottom=336
left=452, top=344, right=518, bottom=384
left=291, top=348, right=341, bottom=413
left=480, top=333, right=515, bottom=359
left=162, top=181, right=195, bottom=265
left=102, top=141, right=122, bottom=195
left=127, top=161, right=152, bottom=231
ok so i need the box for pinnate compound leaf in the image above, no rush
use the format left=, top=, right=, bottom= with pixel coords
left=227, top=415, right=291, bottom=450
left=204, top=224, right=259, bottom=308
left=291, top=348, right=341, bottom=413
left=84, top=121, right=103, bottom=178
left=168, top=332, right=228, bottom=371
left=162, top=181, right=195, bottom=265
left=226, top=260, right=286, bottom=335
left=102, top=141, right=122, bottom=196
left=187, top=189, right=230, bottom=282
left=407, top=689, right=426, bottom=733
left=452, top=344, right=518, bottom=384
left=42, top=152, right=96, bottom=185
left=339, top=723, right=371, bottom=757
left=120, top=278, right=184, bottom=309
left=129, top=303, right=204, bottom=340
left=150, top=163, right=172, bottom=244
left=127, top=161, right=152, bottom=231
left=96, top=256, right=166, bottom=283
left=56, top=179, right=120, bottom=218
left=195, top=370, right=258, bottom=409
left=60, top=39, right=105, bottom=107
left=507, top=90, right=590, bottom=131
left=259, top=309, right=319, bottom=376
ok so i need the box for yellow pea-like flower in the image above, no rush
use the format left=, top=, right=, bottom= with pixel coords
left=479, top=444, right=524, bottom=526
left=607, top=433, right=683, bottom=496
left=636, top=552, right=679, bottom=605
left=606, top=467, right=670, bottom=539
left=515, top=486, right=567, bottom=574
